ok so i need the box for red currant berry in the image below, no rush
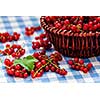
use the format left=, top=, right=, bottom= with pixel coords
left=36, top=62, right=42, bottom=68
left=6, top=44, right=10, bottom=48
left=23, top=72, right=28, bottom=78
left=50, top=66, right=56, bottom=72
left=55, top=68, right=60, bottom=73
left=82, top=68, right=88, bottom=73
left=36, top=72, right=43, bottom=77
left=80, top=66, right=85, bottom=71
left=14, top=70, right=20, bottom=77
left=4, top=59, right=11, bottom=66
left=75, top=66, right=80, bottom=71
left=12, top=52, right=17, bottom=58
left=74, top=57, right=79, bottom=63
left=33, top=52, right=40, bottom=58
left=19, top=73, right=23, bottom=78
left=15, top=64, right=21, bottom=70
left=64, top=19, right=70, bottom=25
left=20, top=49, right=25, bottom=55
left=79, top=59, right=84, bottom=65
left=67, top=60, right=73, bottom=65
left=45, top=66, right=49, bottom=72
left=7, top=69, right=14, bottom=76
left=22, top=68, right=27, bottom=73
left=87, top=63, right=93, bottom=70
left=70, top=65, right=76, bottom=69
left=41, top=60, right=46, bottom=65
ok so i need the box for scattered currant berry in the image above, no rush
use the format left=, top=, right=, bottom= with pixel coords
left=82, top=68, right=88, bottom=73
left=74, top=57, right=79, bottom=63
left=79, top=59, right=84, bottom=65
left=87, top=63, right=93, bottom=70
left=67, top=60, right=73, bottom=65
left=4, top=58, right=12, bottom=66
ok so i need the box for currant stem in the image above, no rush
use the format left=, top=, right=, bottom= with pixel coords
left=49, top=60, right=59, bottom=69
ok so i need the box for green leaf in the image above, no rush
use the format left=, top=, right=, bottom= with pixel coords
left=14, top=55, right=38, bottom=71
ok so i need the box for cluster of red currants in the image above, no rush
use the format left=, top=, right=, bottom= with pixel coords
left=67, top=58, right=93, bottom=73
left=4, top=51, right=67, bottom=79
left=4, top=59, right=29, bottom=78
left=1, top=44, right=25, bottom=58
left=0, top=32, right=20, bottom=43
left=32, top=33, right=52, bottom=50
left=44, top=16, right=100, bottom=33
left=25, top=26, right=41, bottom=36
left=31, top=51, right=67, bottom=78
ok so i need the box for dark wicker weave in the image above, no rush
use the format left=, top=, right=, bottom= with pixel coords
left=40, top=16, right=100, bottom=58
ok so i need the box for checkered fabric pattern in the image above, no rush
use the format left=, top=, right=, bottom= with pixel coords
left=0, top=16, right=100, bottom=83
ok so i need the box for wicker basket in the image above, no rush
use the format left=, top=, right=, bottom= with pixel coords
left=40, top=16, right=100, bottom=58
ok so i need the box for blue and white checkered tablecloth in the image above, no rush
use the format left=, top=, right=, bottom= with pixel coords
left=0, top=16, right=100, bottom=83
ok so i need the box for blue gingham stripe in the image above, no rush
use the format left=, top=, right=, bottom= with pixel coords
left=0, top=16, right=100, bottom=83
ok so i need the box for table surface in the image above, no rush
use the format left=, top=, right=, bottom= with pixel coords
left=0, top=16, right=100, bottom=83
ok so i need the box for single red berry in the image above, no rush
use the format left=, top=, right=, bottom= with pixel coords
left=33, top=52, right=40, bottom=58
left=50, top=66, right=56, bottom=72
left=12, top=44, right=17, bottom=49
left=40, top=33, right=46, bottom=38
left=4, top=58, right=11, bottom=66
left=6, top=44, right=10, bottom=48
left=82, top=68, right=88, bottom=73
left=75, top=66, right=80, bottom=71
left=9, top=36, right=13, bottom=41
left=16, top=45, right=21, bottom=49
left=59, top=69, right=67, bottom=75
left=80, top=66, right=85, bottom=71
left=36, top=62, right=42, bottom=68
left=31, top=70, right=35, bottom=74
left=23, top=72, right=28, bottom=78
left=7, top=69, right=14, bottom=76
left=22, top=68, right=27, bottom=73
left=96, top=17, right=100, bottom=22
left=13, top=34, right=20, bottom=41
left=12, top=52, right=17, bottom=57
left=67, top=60, right=73, bottom=65
left=55, top=68, right=60, bottom=73
left=87, top=63, right=93, bottom=70
left=74, top=57, right=79, bottom=63
left=38, top=55, right=43, bottom=61
left=20, top=49, right=25, bottom=55
left=19, top=73, right=23, bottom=78
left=45, top=66, right=49, bottom=72
left=79, top=59, right=84, bottom=65
left=70, top=65, right=76, bottom=69
left=83, top=24, right=88, bottom=30
left=15, top=64, right=21, bottom=70
left=41, top=59, right=46, bottom=65
left=64, top=19, right=70, bottom=25
left=14, top=70, right=20, bottom=77
left=16, top=52, right=21, bottom=58
left=36, top=72, right=43, bottom=77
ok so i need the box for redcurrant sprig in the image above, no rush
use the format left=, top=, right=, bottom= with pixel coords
left=67, top=57, right=93, bottom=73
